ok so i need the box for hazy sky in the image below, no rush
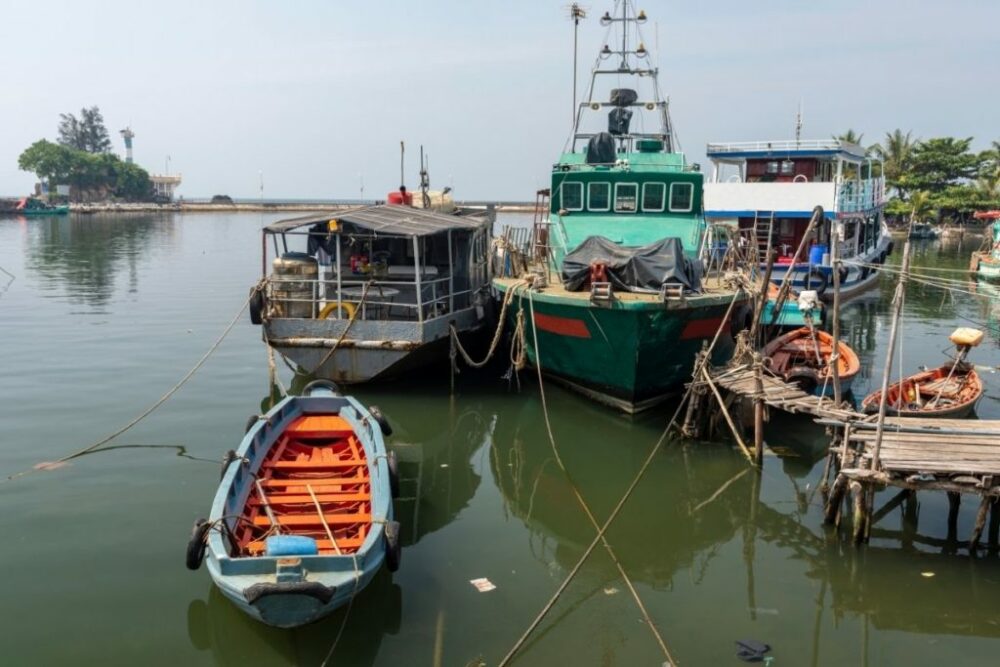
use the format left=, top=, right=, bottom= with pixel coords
left=1, top=1, right=997, bottom=200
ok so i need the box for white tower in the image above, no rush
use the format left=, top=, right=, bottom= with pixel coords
left=120, top=127, right=135, bottom=163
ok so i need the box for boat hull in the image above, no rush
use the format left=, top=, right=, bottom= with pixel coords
left=264, top=307, right=485, bottom=383
left=766, top=233, right=893, bottom=302
left=861, top=365, right=983, bottom=419
left=762, top=326, right=860, bottom=397
left=204, top=390, right=394, bottom=628
left=975, top=254, right=1000, bottom=281
left=495, top=281, right=748, bottom=413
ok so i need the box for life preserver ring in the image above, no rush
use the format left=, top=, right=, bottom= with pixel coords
left=318, top=301, right=357, bottom=320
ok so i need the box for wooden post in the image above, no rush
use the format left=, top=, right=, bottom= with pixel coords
left=748, top=215, right=775, bottom=343
left=871, top=239, right=912, bottom=471
left=824, top=474, right=848, bottom=525
left=829, top=221, right=843, bottom=406
left=989, top=498, right=1000, bottom=548
left=850, top=480, right=867, bottom=544
left=970, top=495, right=991, bottom=552
left=753, top=353, right=765, bottom=465
left=947, top=492, right=961, bottom=543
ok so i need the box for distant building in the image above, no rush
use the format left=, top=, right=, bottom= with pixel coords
left=150, top=174, right=182, bottom=201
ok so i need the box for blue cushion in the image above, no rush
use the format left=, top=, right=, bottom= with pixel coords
left=265, top=535, right=319, bottom=556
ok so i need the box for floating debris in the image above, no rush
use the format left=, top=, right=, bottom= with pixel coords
left=470, top=577, right=496, bottom=593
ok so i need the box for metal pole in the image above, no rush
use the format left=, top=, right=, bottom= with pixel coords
left=830, top=221, right=843, bottom=405
left=871, top=238, right=911, bottom=470
left=413, top=236, right=423, bottom=323
left=399, top=141, right=405, bottom=189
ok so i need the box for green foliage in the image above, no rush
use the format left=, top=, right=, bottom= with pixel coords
left=17, top=140, right=152, bottom=202
left=870, top=129, right=914, bottom=197
left=899, top=137, right=980, bottom=194
left=58, top=106, right=112, bottom=153
left=833, top=129, right=864, bottom=146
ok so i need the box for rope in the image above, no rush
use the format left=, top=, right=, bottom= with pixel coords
left=499, top=282, right=746, bottom=666
left=450, top=280, right=524, bottom=369
left=4, top=285, right=257, bottom=483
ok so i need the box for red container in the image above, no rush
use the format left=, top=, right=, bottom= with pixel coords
left=387, top=191, right=413, bottom=205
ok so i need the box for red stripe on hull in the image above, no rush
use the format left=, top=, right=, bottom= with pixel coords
left=680, top=317, right=726, bottom=340
left=533, top=313, right=591, bottom=338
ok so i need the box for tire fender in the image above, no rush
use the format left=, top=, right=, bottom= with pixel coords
left=384, top=520, right=402, bottom=573
left=186, top=519, right=210, bottom=571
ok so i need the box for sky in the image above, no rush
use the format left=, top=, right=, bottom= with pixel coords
left=1, top=0, right=997, bottom=200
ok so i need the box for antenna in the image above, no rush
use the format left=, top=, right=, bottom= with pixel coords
left=795, top=101, right=803, bottom=144
left=567, top=3, right=587, bottom=126
left=399, top=141, right=405, bottom=189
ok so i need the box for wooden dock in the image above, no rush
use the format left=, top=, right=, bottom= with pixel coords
left=708, top=363, right=860, bottom=421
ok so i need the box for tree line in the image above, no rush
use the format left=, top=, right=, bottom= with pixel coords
left=836, top=129, right=1000, bottom=224
left=17, top=106, right=153, bottom=202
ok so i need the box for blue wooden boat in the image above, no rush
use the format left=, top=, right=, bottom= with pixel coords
left=186, top=380, right=400, bottom=628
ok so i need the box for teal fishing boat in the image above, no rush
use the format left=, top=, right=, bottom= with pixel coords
left=186, top=380, right=400, bottom=628
left=15, top=197, right=68, bottom=215
left=492, top=1, right=749, bottom=413
left=971, top=211, right=1000, bottom=281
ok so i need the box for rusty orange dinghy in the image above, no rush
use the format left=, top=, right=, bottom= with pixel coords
left=862, top=328, right=985, bottom=418
left=762, top=326, right=860, bottom=397
left=186, top=379, right=400, bottom=628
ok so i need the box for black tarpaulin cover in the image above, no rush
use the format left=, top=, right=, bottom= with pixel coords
left=560, top=235, right=702, bottom=293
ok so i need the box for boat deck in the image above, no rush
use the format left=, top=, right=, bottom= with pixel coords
left=232, top=415, right=372, bottom=556
left=493, top=270, right=741, bottom=304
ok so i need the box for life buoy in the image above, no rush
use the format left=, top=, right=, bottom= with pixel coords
left=186, top=519, right=210, bottom=570
left=384, top=520, right=402, bottom=572
left=318, top=301, right=357, bottom=320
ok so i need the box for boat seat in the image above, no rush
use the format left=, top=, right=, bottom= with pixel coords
left=252, top=513, right=372, bottom=527
left=249, top=492, right=370, bottom=505
left=260, top=474, right=369, bottom=488
left=286, top=415, right=356, bottom=437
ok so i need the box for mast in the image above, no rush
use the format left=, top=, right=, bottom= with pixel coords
left=573, top=1, right=675, bottom=154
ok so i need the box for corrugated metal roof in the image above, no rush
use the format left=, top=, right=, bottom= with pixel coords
left=264, top=205, right=491, bottom=236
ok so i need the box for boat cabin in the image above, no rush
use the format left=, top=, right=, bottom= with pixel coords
left=260, top=206, right=492, bottom=324
left=704, top=140, right=886, bottom=261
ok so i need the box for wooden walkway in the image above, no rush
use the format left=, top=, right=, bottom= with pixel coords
left=708, top=363, right=860, bottom=421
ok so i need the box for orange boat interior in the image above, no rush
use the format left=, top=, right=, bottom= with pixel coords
left=879, top=366, right=980, bottom=410
left=230, top=415, right=372, bottom=557
left=767, top=329, right=858, bottom=378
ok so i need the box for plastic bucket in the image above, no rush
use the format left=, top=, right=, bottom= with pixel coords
left=809, top=244, right=827, bottom=265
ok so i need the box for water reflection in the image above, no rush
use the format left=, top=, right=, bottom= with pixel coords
left=23, top=214, right=176, bottom=307
left=187, top=569, right=401, bottom=666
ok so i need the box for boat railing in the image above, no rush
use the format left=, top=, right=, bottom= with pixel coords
left=836, top=177, right=885, bottom=214
left=707, top=139, right=860, bottom=155
left=266, top=274, right=477, bottom=323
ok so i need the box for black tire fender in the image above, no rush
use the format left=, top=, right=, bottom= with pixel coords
left=387, top=450, right=400, bottom=498
left=302, top=379, right=341, bottom=396
left=249, top=287, right=265, bottom=325
left=221, top=449, right=238, bottom=480
left=244, top=415, right=259, bottom=434
left=384, top=520, right=402, bottom=573
left=369, top=405, right=393, bottom=437
left=807, top=269, right=828, bottom=296
left=186, top=519, right=211, bottom=571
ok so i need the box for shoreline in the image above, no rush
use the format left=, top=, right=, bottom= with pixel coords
left=62, top=201, right=537, bottom=214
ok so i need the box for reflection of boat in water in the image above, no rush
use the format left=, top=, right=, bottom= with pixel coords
left=187, top=568, right=400, bottom=666
left=908, top=223, right=938, bottom=240
left=489, top=398, right=749, bottom=587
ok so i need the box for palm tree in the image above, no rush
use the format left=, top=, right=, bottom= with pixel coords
left=833, top=129, right=864, bottom=146
left=908, top=191, right=933, bottom=226
left=870, top=129, right=915, bottom=199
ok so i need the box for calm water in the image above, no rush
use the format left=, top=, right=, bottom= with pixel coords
left=2, top=214, right=1000, bottom=666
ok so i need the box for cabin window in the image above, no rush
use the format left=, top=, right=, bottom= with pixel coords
left=561, top=182, right=584, bottom=211
left=780, top=160, right=795, bottom=176
left=588, top=182, right=611, bottom=211
left=614, top=183, right=638, bottom=213
left=642, top=182, right=666, bottom=212
left=766, top=161, right=779, bottom=175
left=669, top=182, right=694, bottom=212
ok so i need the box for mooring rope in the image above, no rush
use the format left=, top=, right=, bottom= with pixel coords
left=450, top=280, right=524, bottom=369
left=499, top=284, right=747, bottom=666
left=4, top=284, right=258, bottom=483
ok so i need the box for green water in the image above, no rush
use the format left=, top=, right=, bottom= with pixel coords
left=2, top=214, right=1000, bottom=666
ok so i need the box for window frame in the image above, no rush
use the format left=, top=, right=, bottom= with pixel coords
left=668, top=182, right=694, bottom=213
left=641, top=182, right=666, bottom=212
left=560, top=181, right=584, bottom=212
left=613, top=182, right=640, bottom=214
left=587, top=181, right=611, bottom=212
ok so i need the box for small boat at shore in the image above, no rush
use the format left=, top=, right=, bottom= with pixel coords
left=187, top=380, right=400, bottom=628
left=861, top=328, right=985, bottom=418
left=11, top=197, right=68, bottom=216
left=763, top=326, right=860, bottom=396
left=970, top=211, right=1000, bottom=281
